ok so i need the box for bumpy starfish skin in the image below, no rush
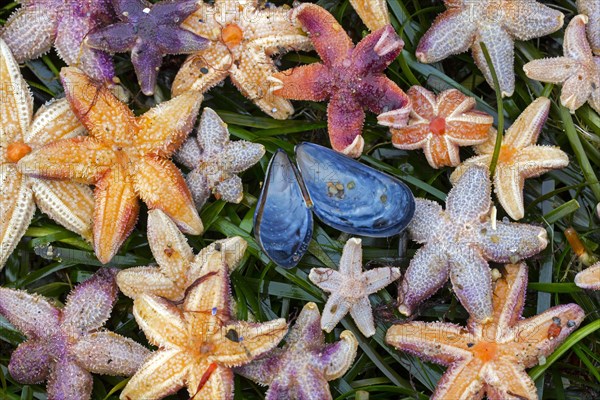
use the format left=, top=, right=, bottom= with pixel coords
left=87, top=0, right=208, bottom=95
left=524, top=16, right=600, bottom=114
left=349, top=0, right=389, bottom=31
left=391, top=86, right=493, bottom=168
left=172, top=0, right=312, bottom=119
left=309, top=238, right=401, bottom=337
left=416, top=0, right=564, bottom=97
left=399, top=166, right=548, bottom=323
left=575, top=262, right=600, bottom=290
left=0, top=39, right=94, bottom=268
left=121, top=251, right=287, bottom=400
left=270, top=3, right=411, bottom=157
left=577, top=0, right=600, bottom=55
left=1, top=0, right=115, bottom=83
left=452, top=97, right=569, bottom=220
left=117, top=209, right=247, bottom=301
left=388, top=263, right=585, bottom=400
left=237, top=302, right=358, bottom=400
left=0, top=269, right=150, bottom=400
left=19, top=67, right=203, bottom=264
left=175, top=108, right=265, bottom=208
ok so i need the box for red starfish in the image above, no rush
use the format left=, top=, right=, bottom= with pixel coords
left=270, top=3, right=410, bottom=158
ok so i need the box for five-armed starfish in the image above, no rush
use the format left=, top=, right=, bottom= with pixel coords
left=87, top=0, right=208, bottom=96
left=452, top=97, right=569, bottom=220
left=0, top=39, right=94, bottom=269
left=270, top=3, right=411, bottom=157
left=309, top=238, right=401, bottom=337
left=19, top=67, right=203, bottom=264
left=121, top=251, right=288, bottom=400
left=390, top=86, right=493, bottom=169
left=524, top=15, right=600, bottom=114
left=1, top=0, right=115, bottom=83
left=399, top=166, right=548, bottom=323
left=0, top=269, right=150, bottom=400
left=237, top=302, right=358, bottom=400
left=387, top=263, right=585, bottom=400
left=575, top=262, right=600, bottom=290
left=416, top=0, right=564, bottom=97
left=175, top=108, right=265, bottom=208
left=172, top=0, right=312, bottom=119
left=117, top=209, right=247, bottom=301
left=578, top=0, right=600, bottom=55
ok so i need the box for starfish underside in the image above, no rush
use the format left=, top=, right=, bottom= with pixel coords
left=575, top=262, right=600, bottom=290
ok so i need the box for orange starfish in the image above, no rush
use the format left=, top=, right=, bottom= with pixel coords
left=387, top=263, right=585, bottom=400
left=19, top=68, right=203, bottom=264
left=391, top=86, right=493, bottom=169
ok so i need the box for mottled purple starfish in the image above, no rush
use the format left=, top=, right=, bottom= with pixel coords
left=0, top=269, right=149, bottom=400
left=87, top=0, right=208, bottom=95
left=1, top=0, right=115, bottom=83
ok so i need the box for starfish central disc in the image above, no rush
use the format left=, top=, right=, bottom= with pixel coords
left=498, top=144, right=517, bottom=164
left=429, top=117, right=446, bottom=135
left=6, top=142, right=32, bottom=163
left=222, top=23, right=244, bottom=48
left=472, top=341, right=497, bottom=363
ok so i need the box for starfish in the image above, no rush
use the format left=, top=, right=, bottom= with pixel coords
left=399, top=165, right=548, bottom=323
left=308, top=238, right=401, bottom=337
left=0, top=268, right=150, bottom=400
left=451, top=97, right=569, bottom=220
left=388, top=263, right=584, bottom=400
left=390, top=86, right=493, bottom=169
left=121, top=251, right=288, bottom=400
left=1, top=0, right=115, bottom=83
left=19, top=67, right=203, bottom=264
left=236, top=302, right=358, bottom=400
left=578, top=0, right=600, bottom=55
left=416, top=0, right=564, bottom=97
left=524, top=15, right=600, bottom=114
left=86, top=0, right=208, bottom=96
left=575, top=262, right=600, bottom=290
left=349, top=0, right=389, bottom=31
left=0, top=39, right=94, bottom=269
left=117, top=209, right=247, bottom=301
left=270, top=3, right=411, bottom=157
left=175, top=107, right=265, bottom=209
left=172, top=0, right=312, bottom=119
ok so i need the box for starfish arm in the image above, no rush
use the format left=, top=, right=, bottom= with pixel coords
left=215, top=175, right=244, bottom=203
left=8, top=340, right=52, bottom=384
left=575, top=262, right=600, bottom=289
left=502, top=2, right=564, bottom=41
left=195, top=108, right=228, bottom=157
left=564, top=15, right=593, bottom=61
left=478, top=218, right=548, bottom=262
left=25, top=98, right=86, bottom=146
left=156, top=26, right=209, bottom=54
left=0, top=287, right=60, bottom=338
left=349, top=0, right=389, bottom=31
left=561, top=70, right=594, bottom=112
left=423, top=134, right=460, bottom=168
left=0, top=170, right=35, bottom=268
left=309, top=268, right=343, bottom=292
left=449, top=154, right=492, bottom=185
left=327, top=93, right=366, bottom=157
left=361, top=75, right=411, bottom=117
left=72, top=331, right=150, bottom=376
left=446, top=165, right=491, bottom=223
left=271, top=63, right=332, bottom=101
left=250, top=33, right=312, bottom=56
left=112, top=0, right=146, bottom=18
left=407, top=86, right=437, bottom=120
left=135, top=155, right=202, bottom=235
left=504, top=97, right=549, bottom=148
left=186, top=168, right=211, bottom=209
left=578, top=0, right=600, bottom=54
left=515, top=145, right=569, bottom=178
left=121, top=349, right=190, bottom=400
left=133, top=294, right=189, bottom=348
left=224, top=140, right=265, bottom=173
left=590, top=74, right=600, bottom=114
left=287, top=302, right=325, bottom=345
left=471, top=24, right=516, bottom=97
left=171, top=45, right=231, bottom=96
left=46, top=360, right=93, bottom=400
left=431, top=361, right=485, bottom=400
left=487, top=264, right=527, bottom=334
left=437, top=89, right=472, bottom=117
left=268, top=366, right=332, bottom=400
left=415, top=9, right=476, bottom=63
left=363, top=267, right=401, bottom=293
left=85, top=22, right=138, bottom=53
left=349, top=297, right=376, bottom=337
left=492, top=166, right=526, bottom=220
left=188, top=362, right=234, bottom=400
left=1, top=7, right=57, bottom=64
left=353, top=25, right=404, bottom=74
left=320, top=293, right=352, bottom=333
left=407, top=198, right=444, bottom=243
left=152, top=0, right=200, bottom=21
left=175, top=137, right=202, bottom=169
left=484, top=362, right=537, bottom=400
left=190, top=237, right=248, bottom=277
left=319, top=331, right=358, bottom=379
left=398, top=246, right=449, bottom=316
left=338, top=237, right=364, bottom=276
left=234, top=350, right=283, bottom=386
left=131, top=42, right=163, bottom=95
left=523, top=57, right=580, bottom=85
left=446, top=113, right=493, bottom=143
left=391, top=124, right=431, bottom=150
left=117, top=266, right=180, bottom=300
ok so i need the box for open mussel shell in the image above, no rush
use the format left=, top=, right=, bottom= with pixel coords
left=254, top=149, right=313, bottom=269
left=295, top=142, right=415, bottom=237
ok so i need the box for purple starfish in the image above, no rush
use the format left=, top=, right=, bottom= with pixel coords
left=1, top=0, right=115, bottom=83
left=87, top=0, right=208, bottom=95
left=0, top=269, right=149, bottom=400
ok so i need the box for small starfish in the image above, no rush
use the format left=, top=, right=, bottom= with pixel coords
left=121, top=251, right=288, bottom=400
left=578, top=0, right=600, bottom=55
left=349, top=0, right=389, bottom=31
left=19, top=67, right=203, bottom=264
left=117, top=209, right=247, bottom=301
left=390, top=86, right=493, bottom=169
left=87, top=0, right=208, bottom=96
left=416, top=0, right=564, bottom=97
left=270, top=3, right=411, bottom=157
left=308, top=238, right=401, bottom=337
left=399, top=165, right=548, bottom=323
left=0, top=268, right=150, bottom=400
left=524, top=15, right=600, bottom=114
left=175, top=107, right=265, bottom=209
left=1, top=0, right=115, bottom=83
left=388, top=263, right=585, bottom=400
left=451, top=97, right=569, bottom=220
left=575, top=262, right=600, bottom=290
left=0, top=39, right=94, bottom=269
left=237, top=302, right=358, bottom=400
left=172, top=0, right=312, bottom=119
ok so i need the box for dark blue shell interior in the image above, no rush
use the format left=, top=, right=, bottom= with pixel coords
left=254, top=150, right=313, bottom=269
left=295, top=142, right=415, bottom=237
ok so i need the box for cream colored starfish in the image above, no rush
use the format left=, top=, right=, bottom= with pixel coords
left=117, top=209, right=247, bottom=302
left=349, top=0, right=389, bottom=31
left=451, top=97, right=569, bottom=220
left=524, top=15, right=600, bottom=114
left=309, top=238, right=401, bottom=337
left=121, top=251, right=287, bottom=400
left=0, top=38, right=94, bottom=268
left=575, top=262, right=600, bottom=290
left=172, top=0, right=312, bottom=119
left=578, top=0, right=600, bottom=55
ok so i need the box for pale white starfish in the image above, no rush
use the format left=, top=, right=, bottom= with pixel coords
left=578, top=0, right=600, bottom=55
